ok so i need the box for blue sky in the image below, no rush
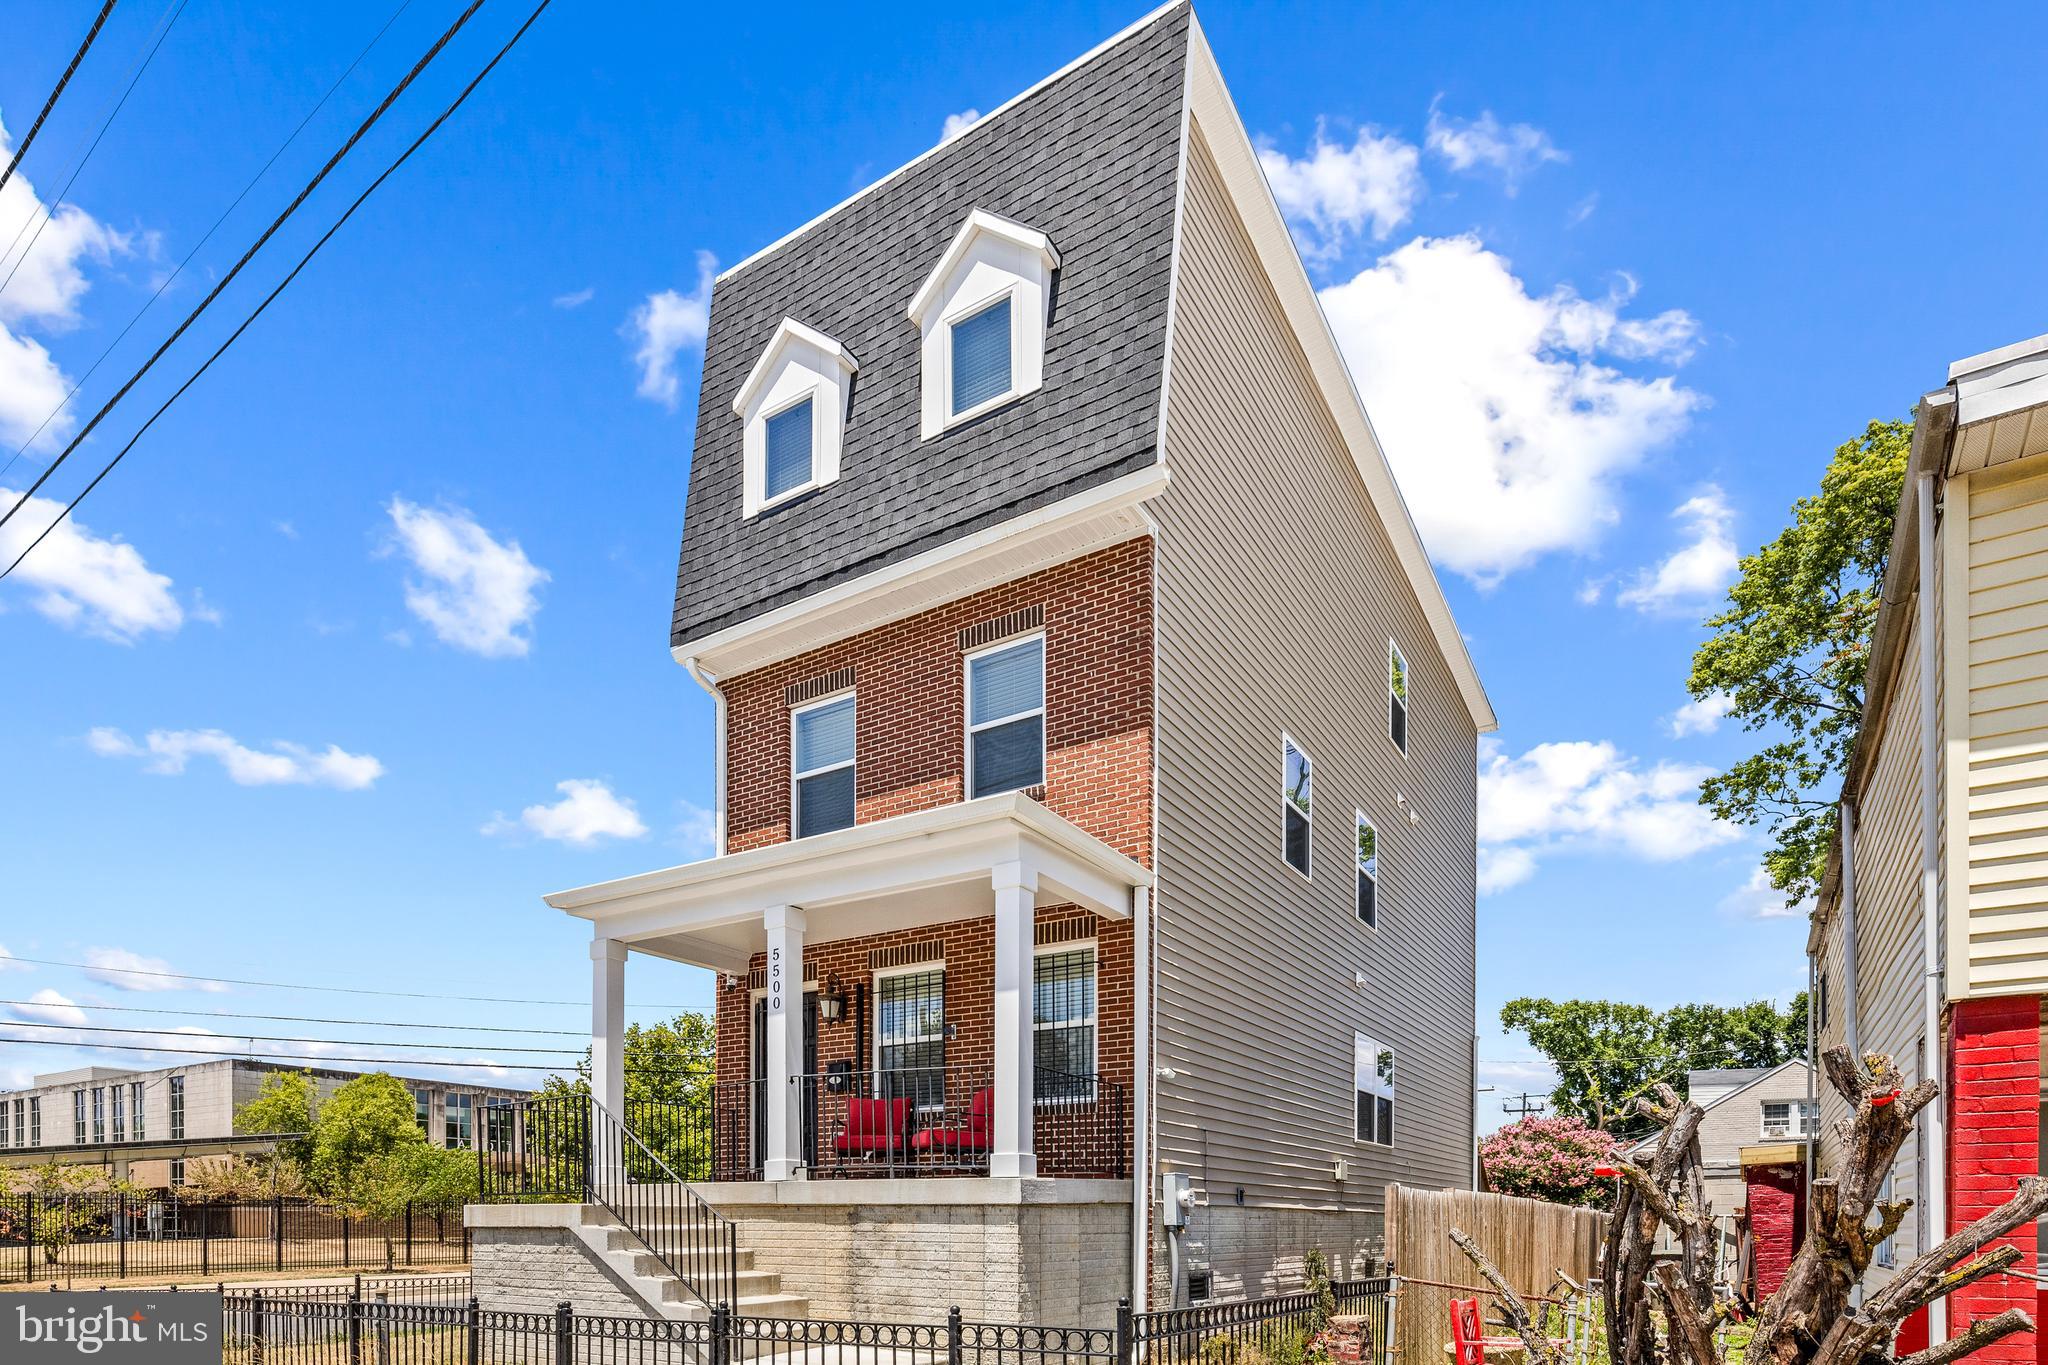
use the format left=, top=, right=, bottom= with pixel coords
left=2, top=1, right=2045, bottom=1127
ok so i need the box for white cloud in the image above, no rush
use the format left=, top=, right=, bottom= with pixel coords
left=1258, top=123, right=1424, bottom=258
left=0, top=485, right=187, bottom=641
left=0, top=325, right=71, bottom=451
left=1667, top=694, right=1736, bottom=738
left=381, top=498, right=548, bottom=658
left=673, top=799, right=718, bottom=858
left=1424, top=102, right=1567, bottom=191
left=7, top=988, right=86, bottom=1024
left=629, top=251, right=716, bottom=408
left=1317, top=235, right=1703, bottom=583
left=0, top=945, right=29, bottom=972
left=552, top=286, right=595, bottom=309
left=485, top=779, right=648, bottom=847
left=87, top=726, right=384, bottom=790
left=1719, top=865, right=1813, bottom=920
left=1618, top=486, right=1739, bottom=614
left=940, top=108, right=982, bottom=142
left=82, top=946, right=228, bottom=994
left=1477, top=736, right=1740, bottom=892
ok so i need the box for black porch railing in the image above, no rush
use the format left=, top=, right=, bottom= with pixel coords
left=627, top=1080, right=760, bottom=1182
left=794, top=1065, right=1127, bottom=1179
left=475, top=1094, right=738, bottom=1310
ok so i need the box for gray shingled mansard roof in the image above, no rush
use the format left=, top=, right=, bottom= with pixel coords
left=671, top=5, right=1190, bottom=650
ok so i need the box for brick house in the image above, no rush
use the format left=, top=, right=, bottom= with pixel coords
left=471, top=0, right=1493, bottom=1325
left=1807, top=332, right=2048, bottom=1363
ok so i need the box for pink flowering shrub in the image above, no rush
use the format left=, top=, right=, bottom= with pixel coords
left=1480, top=1115, right=1619, bottom=1208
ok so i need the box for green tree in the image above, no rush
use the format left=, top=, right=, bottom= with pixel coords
left=1688, top=418, right=1912, bottom=906
left=306, top=1073, right=475, bottom=1263
left=1502, top=995, right=1807, bottom=1138
left=538, top=1012, right=717, bottom=1177
left=234, top=1068, right=318, bottom=1169
left=0, top=1162, right=144, bottom=1268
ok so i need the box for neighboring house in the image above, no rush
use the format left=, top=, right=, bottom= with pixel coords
left=0, top=1061, right=530, bottom=1188
left=1627, top=1063, right=1815, bottom=1300
left=469, top=0, right=1492, bottom=1327
left=1808, top=331, right=2048, bottom=1365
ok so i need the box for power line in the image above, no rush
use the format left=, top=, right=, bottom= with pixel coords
left=0, top=0, right=121, bottom=198
left=0, top=0, right=186, bottom=299
left=0, top=0, right=491, bottom=536
left=0, top=1018, right=582, bottom=1054
left=0, top=955, right=696, bottom=1010
left=0, top=1034, right=569, bottom=1071
left=0, top=0, right=415, bottom=487
left=0, top=997, right=583, bottom=1035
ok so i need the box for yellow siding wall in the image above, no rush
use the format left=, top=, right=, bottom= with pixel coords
left=1961, top=458, right=2048, bottom=997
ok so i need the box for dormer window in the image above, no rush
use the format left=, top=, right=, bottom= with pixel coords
left=732, top=319, right=857, bottom=517
left=908, top=209, right=1058, bottom=438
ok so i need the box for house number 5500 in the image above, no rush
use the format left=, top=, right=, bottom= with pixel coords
left=768, top=946, right=783, bottom=1011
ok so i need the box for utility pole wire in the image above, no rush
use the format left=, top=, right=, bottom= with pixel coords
left=0, top=1018, right=584, bottom=1053
left=0, top=0, right=120, bottom=197
left=0, top=0, right=490, bottom=537
left=0, top=0, right=415, bottom=488
left=0, top=0, right=185, bottom=296
left=0, top=996, right=584, bottom=1035
left=1, top=0, right=557, bottom=580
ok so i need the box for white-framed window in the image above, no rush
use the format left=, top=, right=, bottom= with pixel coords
left=1388, top=640, right=1409, bottom=754
left=1282, top=735, right=1313, bottom=877
left=875, top=966, right=947, bottom=1110
left=1760, top=1100, right=1817, bottom=1139
left=733, top=318, right=857, bottom=517
left=1355, top=1034, right=1395, bottom=1146
left=1355, top=812, right=1378, bottom=927
left=792, top=692, right=857, bottom=839
left=1034, top=944, right=1097, bottom=1101
left=909, top=209, right=1058, bottom=437
left=966, top=634, right=1045, bottom=798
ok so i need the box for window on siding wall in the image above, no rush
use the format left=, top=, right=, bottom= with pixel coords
left=967, top=636, right=1045, bottom=797
left=1389, top=641, right=1409, bottom=753
left=763, top=396, right=815, bottom=502
left=1034, top=946, right=1097, bottom=1100
left=1282, top=735, right=1313, bottom=877
left=950, top=294, right=1014, bottom=416
left=793, top=693, right=857, bottom=838
left=1354, top=1034, right=1395, bottom=1146
left=1355, top=813, right=1378, bottom=927
left=876, top=968, right=947, bottom=1110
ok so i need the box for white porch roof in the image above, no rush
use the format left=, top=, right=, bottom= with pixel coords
left=543, top=792, right=1150, bottom=975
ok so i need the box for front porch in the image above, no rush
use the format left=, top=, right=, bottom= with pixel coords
left=544, top=791, right=1149, bottom=1187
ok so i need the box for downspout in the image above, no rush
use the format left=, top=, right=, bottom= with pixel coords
left=1805, top=947, right=1816, bottom=1191
left=1132, top=884, right=1153, bottom=1312
left=1916, top=472, right=1948, bottom=1346
left=683, top=656, right=727, bottom=857
left=1840, top=800, right=1860, bottom=1059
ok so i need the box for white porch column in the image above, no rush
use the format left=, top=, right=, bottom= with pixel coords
left=762, top=905, right=807, bottom=1181
left=590, top=938, right=627, bottom=1118
left=991, top=861, right=1038, bottom=1178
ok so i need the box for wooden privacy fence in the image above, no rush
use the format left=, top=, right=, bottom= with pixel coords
left=1385, top=1184, right=1606, bottom=1365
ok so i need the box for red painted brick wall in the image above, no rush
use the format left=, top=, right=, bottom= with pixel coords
left=709, top=538, right=1152, bottom=1174
left=1746, top=1163, right=1803, bottom=1300
left=1947, top=994, right=2041, bottom=1365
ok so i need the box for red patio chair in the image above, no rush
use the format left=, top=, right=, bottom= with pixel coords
left=1447, top=1297, right=1566, bottom=1363
left=834, top=1096, right=911, bottom=1160
left=910, top=1086, right=994, bottom=1156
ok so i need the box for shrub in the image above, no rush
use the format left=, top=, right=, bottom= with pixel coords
left=1480, top=1115, right=1620, bottom=1208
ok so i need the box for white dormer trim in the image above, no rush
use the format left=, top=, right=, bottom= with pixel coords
left=907, top=210, right=1060, bottom=439
left=733, top=318, right=858, bottom=517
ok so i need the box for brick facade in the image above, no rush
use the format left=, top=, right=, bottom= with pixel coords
left=1946, top=994, right=2041, bottom=1365
left=1744, top=1163, right=1803, bottom=1301
left=712, top=537, right=1152, bottom=1174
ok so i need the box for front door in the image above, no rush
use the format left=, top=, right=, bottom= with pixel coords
left=751, top=992, right=819, bottom=1171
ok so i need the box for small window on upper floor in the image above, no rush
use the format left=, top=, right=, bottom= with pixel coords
left=967, top=635, right=1046, bottom=798
left=909, top=209, right=1058, bottom=438
left=733, top=319, right=857, bottom=517
left=793, top=692, right=856, bottom=839
left=1282, top=735, right=1312, bottom=878
left=1355, top=812, right=1378, bottom=927
left=1388, top=640, right=1409, bottom=754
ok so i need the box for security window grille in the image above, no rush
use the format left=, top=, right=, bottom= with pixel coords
left=967, top=636, right=1045, bottom=797
left=111, top=1085, right=125, bottom=1143
left=1034, top=947, right=1097, bottom=1101
left=1356, top=813, right=1379, bottom=927
left=764, top=396, right=815, bottom=502
left=445, top=1093, right=474, bottom=1149
left=29, top=1097, right=40, bottom=1147
left=793, top=693, right=857, bottom=839
left=131, top=1083, right=144, bottom=1141
left=168, top=1077, right=184, bottom=1140
left=92, top=1088, right=105, bottom=1143
left=73, top=1091, right=85, bottom=1145
left=1761, top=1101, right=1816, bottom=1139
left=1354, top=1034, right=1395, bottom=1146
left=1283, top=736, right=1313, bottom=876
left=1389, top=642, right=1409, bottom=753
left=876, top=968, right=946, bottom=1110
left=485, top=1098, right=514, bottom=1154
left=950, top=295, right=1013, bottom=415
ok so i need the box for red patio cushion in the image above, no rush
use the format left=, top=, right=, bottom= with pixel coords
left=834, top=1096, right=910, bottom=1152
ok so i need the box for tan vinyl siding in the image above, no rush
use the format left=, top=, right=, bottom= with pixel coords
left=1149, top=127, right=1478, bottom=1219
left=1962, top=458, right=2048, bottom=997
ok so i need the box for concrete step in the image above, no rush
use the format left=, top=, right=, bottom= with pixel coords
left=733, top=1292, right=810, bottom=1320
left=605, top=1228, right=757, bottom=1267
left=644, top=1262, right=783, bottom=1297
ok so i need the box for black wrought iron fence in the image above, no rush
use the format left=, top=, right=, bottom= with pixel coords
left=793, top=1064, right=1127, bottom=1178
left=1131, top=1278, right=1394, bottom=1365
